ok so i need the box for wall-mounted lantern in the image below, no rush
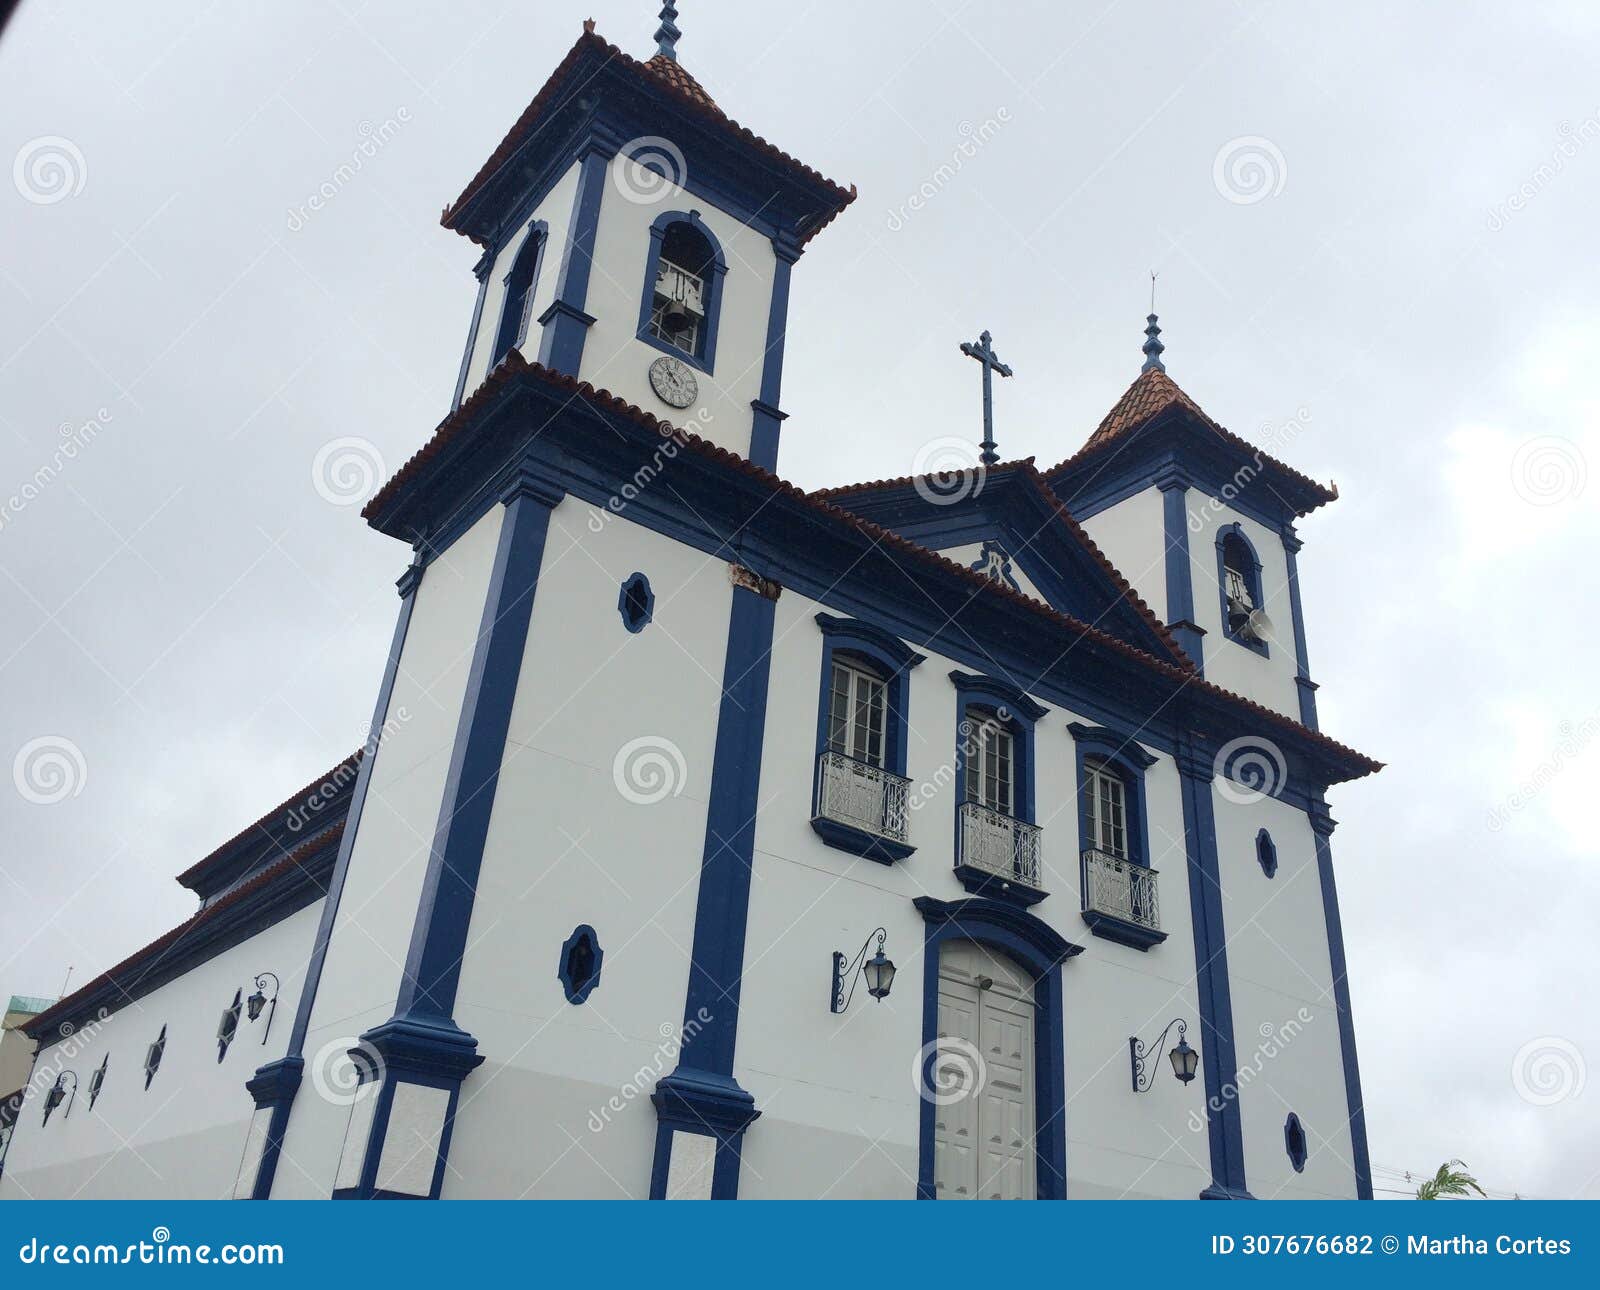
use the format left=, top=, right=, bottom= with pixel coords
left=1130, top=1018, right=1198, bottom=1092
left=42, top=1070, right=77, bottom=1126
left=830, top=927, right=896, bottom=1013
left=247, top=971, right=280, bottom=1044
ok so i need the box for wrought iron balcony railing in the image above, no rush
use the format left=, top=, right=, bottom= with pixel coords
left=1081, top=848, right=1160, bottom=932
left=814, top=752, right=910, bottom=844
left=957, top=801, right=1042, bottom=888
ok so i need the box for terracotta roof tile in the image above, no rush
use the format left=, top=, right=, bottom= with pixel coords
left=27, top=822, right=345, bottom=1041
left=365, top=354, right=1381, bottom=779
left=1050, top=369, right=1338, bottom=514
left=442, top=25, right=855, bottom=245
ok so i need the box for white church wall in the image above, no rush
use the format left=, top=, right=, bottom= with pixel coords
left=1077, top=488, right=1170, bottom=625
left=1186, top=501, right=1301, bottom=719
left=461, top=165, right=581, bottom=397
left=269, top=507, right=504, bottom=1198
left=0, top=902, right=321, bottom=1200
left=574, top=154, right=776, bottom=458
left=440, top=500, right=732, bottom=1198
left=1210, top=789, right=1357, bottom=1198
left=734, top=587, right=1214, bottom=1199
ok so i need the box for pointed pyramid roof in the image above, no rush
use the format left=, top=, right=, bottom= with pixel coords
left=1049, top=368, right=1337, bottom=516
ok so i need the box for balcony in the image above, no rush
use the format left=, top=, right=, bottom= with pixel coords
left=811, top=752, right=914, bottom=864
left=1080, top=848, right=1167, bottom=950
left=954, top=801, right=1046, bottom=905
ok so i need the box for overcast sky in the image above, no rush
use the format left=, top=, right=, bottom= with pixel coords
left=2, top=1, right=1596, bottom=1200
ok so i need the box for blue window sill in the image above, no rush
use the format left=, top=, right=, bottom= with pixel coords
left=1080, top=909, right=1168, bottom=951
left=635, top=328, right=714, bottom=375
left=810, top=816, right=915, bottom=865
left=1221, top=627, right=1270, bottom=659
left=952, top=863, right=1048, bottom=908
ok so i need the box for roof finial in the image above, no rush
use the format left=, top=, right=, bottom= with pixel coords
left=654, top=1, right=681, bottom=60
left=1141, top=274, right=1165, bottom=374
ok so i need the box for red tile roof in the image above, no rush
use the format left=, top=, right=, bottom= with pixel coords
left=442, top=23, right=855, bottom=245
left=1050, top=369, right=1338, bottom=514
left=365, top=353, right=1381, bottom=779
left=814, top=459, right=1192, bottom=669
left=175, top=750, right=362, bottom=888
left=26, top=822, right=346, bottom=1042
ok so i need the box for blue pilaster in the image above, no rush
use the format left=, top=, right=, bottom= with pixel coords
left=1159, top=474, right=1206, bottom=670
left=650, top=575, right=778, bottom=1197
left=1310, top=802, right=1372, bottom=1198
left=748, top=237, right=798, bottom=472
left=536, top=135, right=617, bottom=376
left=343, top=466, right=563, bottom=1198
left=1175, top=736, right=1252, bottom=1200
left=246, top=559, right=426, bottom=1199
left=1281, top=530, right=1320, bottom=730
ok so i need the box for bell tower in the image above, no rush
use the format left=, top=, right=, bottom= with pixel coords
left=441, top=9, right=855, bottom=472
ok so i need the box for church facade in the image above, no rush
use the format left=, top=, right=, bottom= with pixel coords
left=0, top=12, right=1379, bottom=1202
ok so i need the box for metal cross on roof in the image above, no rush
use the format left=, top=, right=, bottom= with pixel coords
left=654, top=2, right=681, bottom=61
left=959, top=329, right=1013, bottom=467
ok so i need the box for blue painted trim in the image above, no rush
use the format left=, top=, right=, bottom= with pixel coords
left=395, top=470, right=564, bottom=1022
left=948, top=670, right=1048, bottom=725
left=618, top=572, right=655, bottom=633
left=1285, top=1111, right=1308, bottom=1172
left=247, top=560, right=424, bottom=1199
left=634, top=210, right=727, bottom=375
left=653, top=580, right=777, bottom=1197
left=1311, top=805, right=1373, bottom=1198
left=1159, top=478, right=1205, bottom=669
left=1216, top=523, right=1269, bottom=658
left=1281, top=533, right=1320, bottom=730
left=558, top=924, right=603, bottom=1004
left=536, top=145, right=610, bottom=375
left=808, top=816, right=916, bottom=865
left=1080, top=910, right=1167, bottom=950
left=648, top=1068, right=762, bottom=1199
left=912, top=896, right=1081, bottom=1199
left=1177, top=743, right=1252, bottom=1200
left=1070, top=722, right=1162, bottom=949
left=968, top=539, right=1021, bottom=592
left=1255, top=828, right=1278, bottom=879
left=331, top=1041, right=474, bottom=1200
left=749, top=239, right=797, bottom=471
left=451, top=252, right=492, bottom=411
left=489, top=219, right=549, bottom=369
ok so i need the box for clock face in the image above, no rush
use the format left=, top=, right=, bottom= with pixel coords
left=648, top=355, right=699, bottom=409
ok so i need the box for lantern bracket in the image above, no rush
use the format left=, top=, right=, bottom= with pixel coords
left=830, top=927, right=890, bottom=1014
left=1130, top=1017, right=1191, bottom=1093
